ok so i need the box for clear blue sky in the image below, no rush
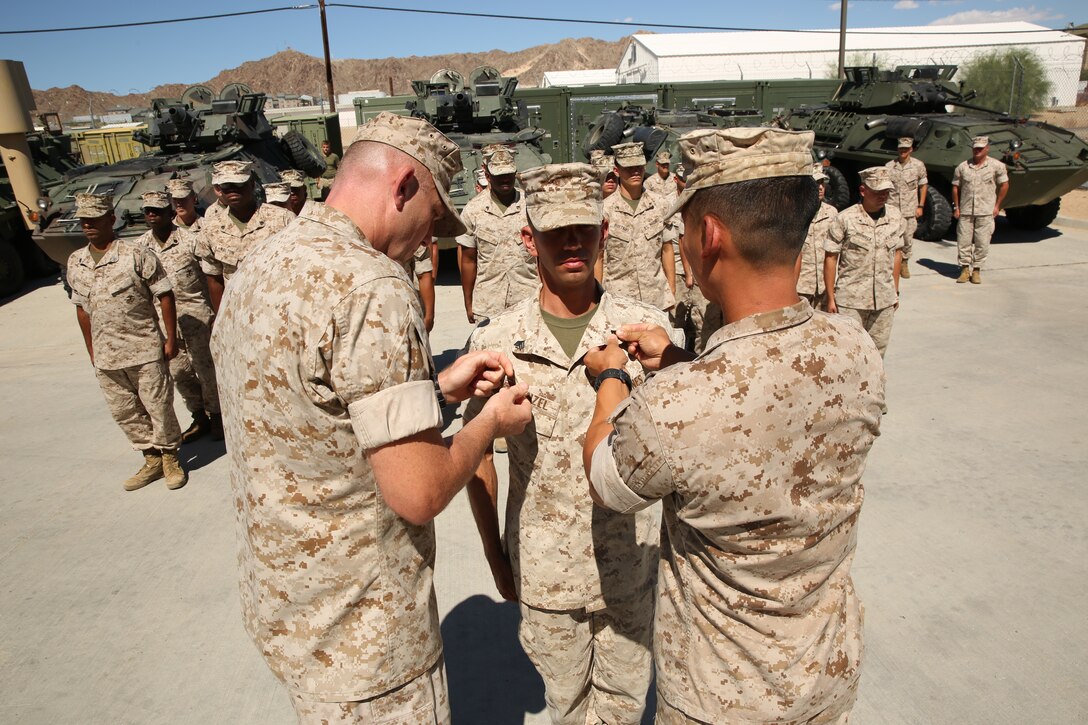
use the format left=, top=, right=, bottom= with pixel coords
left=3, top=0, right=1083, bottom=91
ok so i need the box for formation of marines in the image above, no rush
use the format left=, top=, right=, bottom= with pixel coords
left=66, top=111, right=1012, bottom=723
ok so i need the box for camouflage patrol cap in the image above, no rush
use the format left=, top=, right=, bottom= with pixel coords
left=280, top=169, right=307, bottom=188
left=590, top=149, right=614, bottom=172
left=140, top=191, right=171, bottom=209
left=351, top=111, right=466, bottom=236
left=483, top=146, right=517, bottom=175
left=166, top=178, right=194, bottom=199
left=519, top=163, right=603, bottom=232
left=263, top=182, right=291, bottom=203
left=74, top=192, right=113, bottom=219
left=859, top=166, right=894, bottom=191
left=656, top=150, right=672, bottom=164
left=612, top=142, right=646, bottom=168
left=897, top=137, right=914, bottom=149
left=972, top=135, right=989, bottom=148
left=811, top=163, right=829, bottom=182
left=667, top=127, right=814, bottom=218
left=212, top=160, right=254, bottom=185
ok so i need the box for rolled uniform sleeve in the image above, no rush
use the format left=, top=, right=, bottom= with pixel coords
left=455, top=207, right=478, bottom=249
left=137, top=246, right=173, bottom=297
left=68, top=263, right=89, bottom=308
left=824, top=214, right=846, bottom=254
left=952, top=163, right=963, bottom=188
left=329, top=279, right=442, bottom=450
left=589, top=392, right=676, bottom=514
left=195, top=233, right=223, bottom=277
left=995, top=161, right=1009, bottom=185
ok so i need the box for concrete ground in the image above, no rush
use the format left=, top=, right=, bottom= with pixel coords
left=1, top=219, right=1085, bottom=724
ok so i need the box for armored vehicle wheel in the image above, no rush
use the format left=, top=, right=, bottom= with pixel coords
left=916, top=187, right=953, bottom=241
left=824, top=166, right=851, bottom=210
left=282, top=131, right=327, bottom=177
left=1005, top=198, right=1060, bottom=230
left=0, top=239, right=26, bottom=298
left=582, top=113, right=626, bottom=157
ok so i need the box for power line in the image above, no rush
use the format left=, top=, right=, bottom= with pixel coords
left=0, top=5, right=314, bottom=35
left=0, top=3, right=1074, bottom=36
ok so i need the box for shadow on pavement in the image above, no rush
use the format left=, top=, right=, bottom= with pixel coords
left=993, top=219, right=1062, bottom=245
left=916, top=258, right=962, bottom=279
left=0, top=273, right=62, bottom=306
left=178, top=436, right=226, bottom=471
left=441, top=595, right=546, bottom=724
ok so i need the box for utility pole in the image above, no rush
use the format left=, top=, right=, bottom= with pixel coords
left=837, top=0, right=848, bottom=80
left=318, top=0, right=336, bottom=113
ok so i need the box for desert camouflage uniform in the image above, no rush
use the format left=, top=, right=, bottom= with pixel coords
left=68, top=240, right=181, bottom=451
left=211, top=204, right=446, bottom=713
left=136, top=227, right=219, bottom=416
left=601, top=191, right=675, bottom=311
left=464, top=291, right=682, bottom=725
left=826, top=204, right=904, bottom=356
left=952, top=156, right=1008, bottom=269
left=591, top=301, right=885, bottom=725
left=797, top=201, right=838, bottom=304
left=643, top=171, right=672, bottom=198
left=456, top=190, right=537, bottom=318
left=884, top=156, right=927, bottom=262
left=197, top=202, right=294, bottom=281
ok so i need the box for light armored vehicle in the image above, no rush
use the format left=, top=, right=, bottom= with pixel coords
left=784, top=65, right=1088, bottom=239
left=31, top=84, right=325, bottom=271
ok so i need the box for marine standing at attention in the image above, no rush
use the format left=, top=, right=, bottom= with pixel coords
left=67, top=193, right=188, bottom=491
left=796, top=163, right=838, bottom=308
left=196, top=160, right=294, bottom=313
left=884, top=136, right=928, bottom=279
left=456, top=144, right=537, bottom=323
left=825, top=166, right=904, bottom=357
left=952, top=135, right=1008, bottom=285
left=464, top=163, right=681, bottom=724
left=318, top=138, right=339, bottom=198
left=280, top=168, right=318, bottom=216
left=167, top=179, right=203, bottom=232
left=600, top=142, right=675, bottom=310
left=136, top=191, right=222, bottom=442
left=211, top=112, right=532, bottom=724
left=582, top=126, right=885, bottom=724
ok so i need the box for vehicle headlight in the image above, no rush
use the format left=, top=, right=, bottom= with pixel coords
left=37, top=197, right=50, bottom=212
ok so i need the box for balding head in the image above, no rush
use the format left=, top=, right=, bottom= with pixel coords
left=326, top=140, right=446, bottom=264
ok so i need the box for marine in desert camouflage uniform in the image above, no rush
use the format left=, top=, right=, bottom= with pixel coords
left=884, top=136, right=928, bottom=279
left=136, top=190, right=221, bottom=442
left=262, top=181, right=292, bottom=209
left=464, top=163, right=681, bottom=724
left=196, top=160, right=294, bottom=313
left=825, top=166, right=904, bottom=357
left=952, top=135, right=1009, bottom=285
left=456, top=145, right=537, bottom=323
left=600, top=142, right=675, bottom=311
left=167, top=179, right=203, bottom=232
left=281, top=168, right=318, bottom=216
left=211, top=112, right=531, bottom=724
left=584, top=126, right=884, bottom=725
left=67, top=193, right=187, bottom=491
left=796, top=164, right=838, bottom=308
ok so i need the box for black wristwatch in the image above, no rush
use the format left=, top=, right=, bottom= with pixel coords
left=593, top=368, right=633, bottom=392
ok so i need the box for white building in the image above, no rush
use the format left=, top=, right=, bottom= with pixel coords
left=616, top=22, right=1086, bottom=105
left=541, top=69, right=617, bottom=88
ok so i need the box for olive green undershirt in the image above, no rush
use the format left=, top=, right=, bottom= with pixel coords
left=540, top=304, right=598, bottom=360
left=624, top=195, right=641, bottom=214
left=87, top=245, right=107, bottom=264
left=228, top=211, right=247, bottom=233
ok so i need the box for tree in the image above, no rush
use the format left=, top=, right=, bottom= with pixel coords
left=960, top=48, right=1051, bottom=116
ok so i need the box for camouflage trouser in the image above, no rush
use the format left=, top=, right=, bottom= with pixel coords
left=956, top=214, right=995, bottom=269
left=170, top=310, right=220, bottom=415
left=518, top=591, right=653, bottom=725
left=901, top=214, right=918, bottom=261
left=654, top=685, right=856, bottom=724
left=95, top=359, right=182, bottom=451
left=838, top=306, right=896, bottom=358
left=672, top=284, right=724, bottom=354
left=289, top=657, right=449, bottom=725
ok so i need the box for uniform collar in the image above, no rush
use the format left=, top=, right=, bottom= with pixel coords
left=609, top=190, right=657, bottom=217
left=483, top=189, right=523, bottom=217
left=511, top=285, right=619, bottom=370
left=297, top=202, right=371, bottom=249
left=78, top=238, right=121, bottom=269
left=155, top=226, right=182, bottom=252
left=701, top=300, right=814, bottom=356
left=848, top=203, right=895, bottom=226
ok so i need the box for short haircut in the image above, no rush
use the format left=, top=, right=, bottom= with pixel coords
left=685, top=176, right=819, bottom=268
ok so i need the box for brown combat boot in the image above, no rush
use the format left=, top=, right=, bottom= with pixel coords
left=900, top=262, right=911, bottom=279
left=181, top=410, right=211, bottom=443
left=124, top=450, right=163, bottom=491
left=162, top=450, right=189, bottom=490
left=956, top=266, right=970, bottom=283
left=970, top=269, right=981, bottom=285
left=209, top=413, right=224, bottom=442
